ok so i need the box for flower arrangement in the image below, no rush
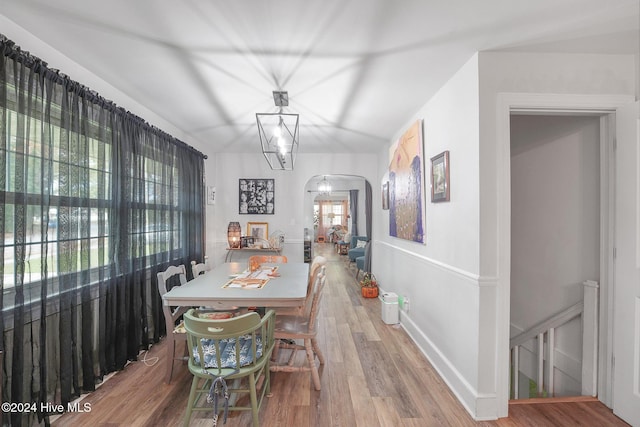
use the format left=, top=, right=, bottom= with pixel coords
left=360, top=272, right=378, bottom=298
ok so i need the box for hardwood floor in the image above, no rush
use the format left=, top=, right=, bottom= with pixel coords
left=53, top=244, right=629, bottom=426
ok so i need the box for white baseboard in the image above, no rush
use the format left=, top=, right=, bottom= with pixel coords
left=400, top=311, right=498, bottom=420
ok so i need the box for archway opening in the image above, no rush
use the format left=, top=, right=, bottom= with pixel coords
left=303, top=174, right=372, bottom=257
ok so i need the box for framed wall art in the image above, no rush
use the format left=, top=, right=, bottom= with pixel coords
left=430, top=150, right=450, bottom=202
left=382, top=181, right=389, bottom=210
left=247, top=222, right=269, bottom=241
left=239, top=178, right=274, bottom=214
left=241, top=236, right=255, bottom=248
left=207, top=186, right=216, bottom=205
left=388, top=120, right=425, bottom=243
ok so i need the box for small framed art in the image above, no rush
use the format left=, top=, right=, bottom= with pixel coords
left=207, top=186, right=216, bottom=205
left=430, top=150, right=450, bottom=202
left=382, top=181, right=389, bottom=210
left=247, top=222, right=269, bottom=241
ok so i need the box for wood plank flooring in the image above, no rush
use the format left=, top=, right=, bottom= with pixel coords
left=53, top=243, right=629, bottom=426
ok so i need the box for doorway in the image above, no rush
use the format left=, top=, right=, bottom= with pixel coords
left=509, top=114, right=601, bottom=398
left=495, top=93, right=634, bottom=419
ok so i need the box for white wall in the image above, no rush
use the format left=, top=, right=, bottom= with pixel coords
left=206, top=152, right=377, bottom=265
left=375, top=54, right=484, bottom=417
left=510, top=114, right=601, bottom=395
left=510, top=114, right=600, bottom=325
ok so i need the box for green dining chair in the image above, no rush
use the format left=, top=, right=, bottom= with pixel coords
left=183, top=308, right=276, bottom=427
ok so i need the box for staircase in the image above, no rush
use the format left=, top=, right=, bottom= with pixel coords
left=510, top=280, right=599, bottom=399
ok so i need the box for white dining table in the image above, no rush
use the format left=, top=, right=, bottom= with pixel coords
left=162, top=262, right=309, bottom=309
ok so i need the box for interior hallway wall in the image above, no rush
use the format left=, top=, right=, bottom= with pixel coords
left=375, top=54, right=484, bottom=417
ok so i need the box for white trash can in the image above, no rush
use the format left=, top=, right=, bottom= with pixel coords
left=381, top=292, right=399, bottom=324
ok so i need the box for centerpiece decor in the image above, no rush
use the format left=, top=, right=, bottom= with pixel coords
left=360, top=272, right=378, bottom=298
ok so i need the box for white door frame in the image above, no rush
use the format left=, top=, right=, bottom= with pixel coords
left=495, top=93, right=634, bottom=417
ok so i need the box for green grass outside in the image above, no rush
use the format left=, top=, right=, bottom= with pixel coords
left=4, top=247, right=107, bottom=275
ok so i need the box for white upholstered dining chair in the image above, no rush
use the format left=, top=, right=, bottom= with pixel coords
left=190, top=256, right=210, bottom=278
left=157, top=264, right=188, bottom=383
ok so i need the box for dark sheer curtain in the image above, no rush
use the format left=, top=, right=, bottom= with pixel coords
left=0, top=35, right=205, bottom=426
left=363, top=181, right=372, bottom=272
left=349, top=189, right=358, bottom=236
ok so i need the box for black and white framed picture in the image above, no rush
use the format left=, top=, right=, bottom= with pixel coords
left=239, top=178, right=274, bottom=214
left=207, top=186, right=216, bottom=205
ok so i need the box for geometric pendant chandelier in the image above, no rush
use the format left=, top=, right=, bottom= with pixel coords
left=256, top=90, right=299, bottom=171
left=317, top=175, right=332, bottom=195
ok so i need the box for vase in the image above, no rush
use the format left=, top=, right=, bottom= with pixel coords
left=361, top=286, right=378, bottom=298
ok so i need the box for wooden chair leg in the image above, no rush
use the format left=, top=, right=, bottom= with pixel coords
left=287, top=343, right=300, bottom=366
left=271, top=339, right=281, bottom=361
left=311, top=338, right=325, bottom=365
left=264, top=364, right=272, bottom=397
left=183, top=376, right=199, bottom=427
left=305, top=339, right=321, bottom=391
left=249, top=373, right=259, bottom=427
left=165, top=336, right=175, bottom=384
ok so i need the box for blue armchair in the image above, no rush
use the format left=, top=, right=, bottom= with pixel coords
left=355, top=256, right=365, bottom=278
left=356, top=241, right=372, bottom=279
left=348, top=236, right=368, bottom=262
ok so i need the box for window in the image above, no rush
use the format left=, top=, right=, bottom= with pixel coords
left=1, top=84, right=189, bottom=297
left=2, top=107, right=112, bottom=290
left=315, top=199, right=348, bottom=239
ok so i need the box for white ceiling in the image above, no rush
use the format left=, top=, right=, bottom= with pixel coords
left=1, top=0, right=638, bottom=156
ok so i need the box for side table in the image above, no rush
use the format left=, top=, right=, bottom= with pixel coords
left=337, top=242, right=349, bottom=255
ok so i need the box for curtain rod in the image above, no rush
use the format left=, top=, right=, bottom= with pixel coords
left=0, top=34, right=208, bottom=160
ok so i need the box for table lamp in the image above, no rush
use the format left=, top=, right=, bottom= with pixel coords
left=227, top=222, right=241, bottom=249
